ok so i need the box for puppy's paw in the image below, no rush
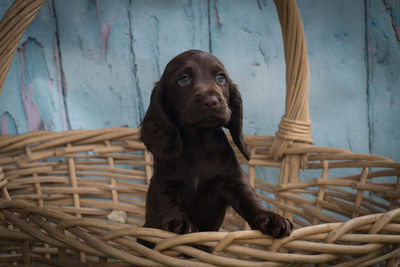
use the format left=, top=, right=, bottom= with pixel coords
left=253, top=213, right=293, bottom=238
left=164, top=219, right=198, bottom=234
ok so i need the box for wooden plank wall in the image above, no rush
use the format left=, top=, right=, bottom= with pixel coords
left=0, top=0, right=399, bottom=161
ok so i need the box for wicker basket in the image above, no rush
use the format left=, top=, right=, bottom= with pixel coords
left=1, top=1, right=399, bottom=266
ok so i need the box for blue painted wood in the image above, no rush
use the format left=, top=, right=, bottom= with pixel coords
left=129, top=0, right=209, bottom=118
left=299, top=0, right=370, bottom=154
left=53, top=0, right=138, bottom=129
left=0, top=0, right=399, bottom=162
left=366, top=0, right=400, bottom=161
left=1, top=1, right=67, bottom=134
left=209, top=0, right=286, bottom=137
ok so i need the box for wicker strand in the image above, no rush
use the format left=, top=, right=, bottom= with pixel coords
left=105, top=140, right=118, bottom=204
left=313, top=160, right=329, bottom=225
left=271, top=0, right=313, bottom=159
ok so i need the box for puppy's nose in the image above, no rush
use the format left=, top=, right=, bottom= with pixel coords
left=203, top=95, right=219, bottom=108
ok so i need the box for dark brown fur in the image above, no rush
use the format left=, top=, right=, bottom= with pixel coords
left=140, top=50, right=292, bottom=243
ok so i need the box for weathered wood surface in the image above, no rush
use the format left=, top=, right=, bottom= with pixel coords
left=0, top=0, right=399, bottom=161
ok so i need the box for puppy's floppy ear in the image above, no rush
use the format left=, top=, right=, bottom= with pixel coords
left=226, top=83, right=251, bottom=161
left=140, top=83, right=182, bottom=161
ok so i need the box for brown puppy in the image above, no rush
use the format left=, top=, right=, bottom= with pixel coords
left=140, top=50, right=292, bottom=242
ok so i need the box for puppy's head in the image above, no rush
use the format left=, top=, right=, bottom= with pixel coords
left=140, top=50, right=250, bottom=161
left=161, top=50, right=232, bottom=128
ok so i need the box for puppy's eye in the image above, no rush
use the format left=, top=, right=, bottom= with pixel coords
left=216, top=72, right=226, bottom=84
left=178, top=74, right=191, bottom=86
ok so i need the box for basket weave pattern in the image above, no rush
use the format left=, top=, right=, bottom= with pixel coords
left=1, top=129, right=399, bottom=266
left=0, top=0, right=400, bottom=266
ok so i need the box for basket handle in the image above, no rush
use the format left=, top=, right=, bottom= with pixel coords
left=0, top=0, right=47, bottom=95
left=271, top=0, right=313, bottom=159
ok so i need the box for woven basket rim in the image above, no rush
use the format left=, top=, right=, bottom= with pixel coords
left=1, top=199, right=399, bottom=266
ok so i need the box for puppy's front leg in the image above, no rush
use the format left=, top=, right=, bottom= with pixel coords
left=144, top=178, right=198, bottom=234
left=221, top=173, right=293, bottom=238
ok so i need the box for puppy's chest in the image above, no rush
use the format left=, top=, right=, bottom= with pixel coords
left=175, top=144, right=237, bottom=193
left=183, top=174, right=220, bottom=199
left=178, top=156, right=225, bottom=193
left=186, top=161, right=221, bottom=184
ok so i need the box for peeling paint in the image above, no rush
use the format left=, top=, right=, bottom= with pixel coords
left=94, top=0, right=117, bottom=59
left=258, top=44, right=270, bottom=66
left=383, top=0, right=400, bottom=41
left=183, top=0, right=196, bottom=48
left=213, top=0, right=222, bottom=28
left=53, top=36, right=69, bottom=130
left=18, top=41, right=42, bottom=132
left=256, top=0, right=268, bottom=10
left=77, top=0, right=117, bottom=61
left=1, top=115, right=8, bottom=135
left=17, top=36, right=66, bottom=132
left=52, top=1, right=71, bottom=131
left=365, top=0, right=400, bottom=160
left=77, top=34, right=104, bottom=60
left=365, top=0, right=373, bottom=154
left=334, top=32, right=349, bottom=42
left=207, top=0, right=212, bottom=52
left=374, top=31, right=390, bottom=66
left=127, top=1, right=144, bottom=121
left=0, top=112, right=16, bottom=135
left=151, top=15, right=161, bottom=77
left=0, top=112, right=18, bottom=135
left=100, top=23, right=110, bottom=55
left=347, top=135, right=353, bottom=152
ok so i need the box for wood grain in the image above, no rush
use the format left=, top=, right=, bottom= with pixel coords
left=0, top=0, right=399, bottom=162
